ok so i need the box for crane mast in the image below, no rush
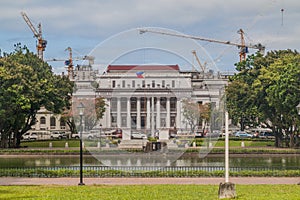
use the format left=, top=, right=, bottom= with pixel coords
left=237, top=29, right=247, bottom=62
left=65, top=47, right=73, bottom=79
left=139, top=28, right=265, bottom=62
left=21, top=12, right=47, bottom=60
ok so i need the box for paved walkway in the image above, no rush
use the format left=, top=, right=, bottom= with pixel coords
left=0, top=177, right=299, bottom=186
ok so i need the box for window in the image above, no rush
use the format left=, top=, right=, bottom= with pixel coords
left=40, top=117, right=46, bottom=124
left=131, top=116, right=137, bottom=129
left=160, top=97, right=166, bottom=110
left=50, top=117, right=56, bottom=129
left=170, top=116, right=176, bottom=127
left=170, top=97, right=177, bottom=112
left=132, top=80, right=135, bottom=88
left=161, top=118, right=166, bottom=127
left=197, top=101, right=203, bottom=105
left=50, top=117, right=56, bottom=127
left=60, top=119, right=66, bottom=129
left=130, top=97, right=137, bottom=112
left=121, top=97, right=127, bottom=112
left=162, top=80, right=165, bottom=88
left=111, top=98, right=118, bottom=112
left=172, top=80, right=175, bottom=88
left=121, top=116, right=127, bottom=127
left=111, top=114, right=117, bottom=127
left=142, top=80, right=145, bottom=88
left=152, top=80, right=155, bottom=88
left=140, top=97, right=146, bottom=112
left=112, top=80, right=116, bottom=88
left=141, top=116, right=146, bottom=129
left=122, top=80, right=125, bottom=88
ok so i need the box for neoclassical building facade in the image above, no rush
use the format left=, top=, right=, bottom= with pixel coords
left=29, top=107, right=68, bottom=133
left=73, top=64, right=229, bottom=134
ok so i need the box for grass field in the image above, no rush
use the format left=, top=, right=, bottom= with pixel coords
left=0, top=184, right=299, bottom=200
left=21, top=138, right=274, bottom=148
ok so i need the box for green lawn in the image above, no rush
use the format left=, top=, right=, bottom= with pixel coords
left=21, top=138, right=274, bottom=148
left=213, top=139, right=274, bottom=147
left=21, top=139, right=80, bottom=148
left=0, top=184, right=299, bottom=200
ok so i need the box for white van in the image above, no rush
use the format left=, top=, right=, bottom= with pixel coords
left=23, top=131, right=50, bottom=140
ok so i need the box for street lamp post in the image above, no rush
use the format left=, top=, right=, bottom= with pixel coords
left=224, top=110, right=229, bottom=183
left=77, top=102, right=85, bottom=186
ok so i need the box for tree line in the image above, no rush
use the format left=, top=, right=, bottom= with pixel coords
left=226, top=49, right=300, bottom=147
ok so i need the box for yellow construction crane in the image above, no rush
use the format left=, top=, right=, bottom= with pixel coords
left=21, top=11, right=47, bottom=60
left=46, top=47, right=95, bottom=79
left=139, top=28, right=265, bottom=62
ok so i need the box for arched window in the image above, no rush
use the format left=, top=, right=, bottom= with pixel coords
left=40, top=117, right=46, bottom=124
left=50, top=116, right=56, bottom=127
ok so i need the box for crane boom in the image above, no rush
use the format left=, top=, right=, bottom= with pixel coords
left=139, top=28, right=265, bottom=62
left=191, top=50, right=206, bottom=73
left=21, top=12, right=39, bottom=37
left=21, top=11, right=47, bottom=60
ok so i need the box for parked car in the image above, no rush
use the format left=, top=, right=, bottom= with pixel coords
left=50, top=132, right=67, bottom=140
left=259, top=131, right=275, bottom=139
left=194, top=131, right=204, bottom=138
left=234, top=131, right=252, bottom=138
left=71, top=133, right=80, bottom=139
left=112, top=128, right=122, bottom=139
left=21, top=132, right=38, bottom=140
left=131, top=132, right=147, bottom=139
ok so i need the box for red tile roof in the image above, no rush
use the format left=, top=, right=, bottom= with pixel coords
left=106, top=65, right=180, bottom=72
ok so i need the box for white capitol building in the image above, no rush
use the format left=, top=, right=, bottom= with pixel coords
left=73, top=64, right=230, bottom=136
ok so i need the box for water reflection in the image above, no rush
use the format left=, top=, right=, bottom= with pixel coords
left=0, top=154, right=299, bottom=168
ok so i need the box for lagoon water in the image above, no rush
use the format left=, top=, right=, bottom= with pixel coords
left=1, top=154, right=299, bottom=168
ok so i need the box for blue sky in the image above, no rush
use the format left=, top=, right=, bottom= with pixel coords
left=1, top=0, right=299, bottom=74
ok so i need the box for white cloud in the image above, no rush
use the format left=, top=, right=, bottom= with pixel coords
left=1, top=0, right=299, bottom=73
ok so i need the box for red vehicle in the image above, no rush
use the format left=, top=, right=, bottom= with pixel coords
left=112, top=128, right=122, bottom=139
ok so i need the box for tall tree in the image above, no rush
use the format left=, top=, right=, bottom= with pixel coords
left=198, top=103, right=211, bottom=133
left=0, top=45, right=73, bottom=148
left=182, top=99, right=200, bottom=133
left=254, top=51, right=300, bottom=147
left=226, top=49, right=300, bottom=147
left=70, top=97, right=107, bottom=132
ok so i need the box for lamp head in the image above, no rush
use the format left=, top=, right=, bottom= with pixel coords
left=77, top=102, right=85, bottom=116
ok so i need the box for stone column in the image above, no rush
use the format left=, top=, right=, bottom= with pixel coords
left=166, top=97, right=170, bottom=128
left=146, top=97, right=151, bottom=129
left=151, top=97, right=155, bottom=136
left=156, top=97, right=161, bottom=129
left=106, top=98, right=111, bottom=128
left=117, top=97, right=121, bottom=128
left=127, top=97, right=131, bottom=128
left=176, top=98, right=181, bottom=129
left=181, top=99, right=184, bottom=130
left=137, top=97, right=141, bottom=129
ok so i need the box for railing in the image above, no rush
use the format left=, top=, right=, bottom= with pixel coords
left=0, top=166, right=299, bottom=178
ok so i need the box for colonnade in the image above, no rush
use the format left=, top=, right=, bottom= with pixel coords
left=106, top=96, right=182, bottom=131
